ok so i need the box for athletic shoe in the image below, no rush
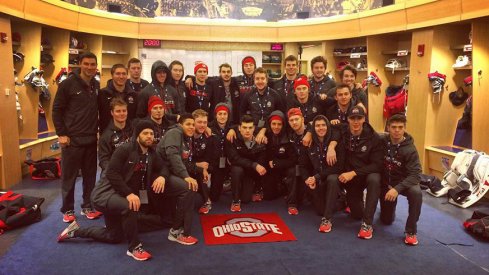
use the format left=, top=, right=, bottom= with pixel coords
left=57, top=221, right=79, bottom=242
left=230, top=201, right=241, bottom=212
left=404, top=233, right=419, bottom=246
left=287, top=207, right=299, bottom=215
left=319, top=218, right=332, bottom=233
left=198, top=202, right=211, bottom=214
left=62, top=210, right=76, bottom=223
left=358, top=222, right=373, bottom=239
left=452, top=55, right=471, bottom=68
left=126, top=244, right=152, bottom=261
left=168, top=229, right=198, bottom=245
left=252, top=192, right=263, bottom=202
left=80, top=208, right=103, bottom=220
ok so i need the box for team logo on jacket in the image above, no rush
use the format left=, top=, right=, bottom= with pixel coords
left=127, top=96, right=134, bottom=104
left=279, top=147, right=285, bottom=154
left=267, top=101, right=271, bottom=107
left=201, top=143, right=206, bottom=149
left=361, top=146, right=367, bottom=152
left=234, top=91, right=240, bottom=97
left=212, top=217, right=282, bottom=238
left=312, top=107, right=317, bottom=113
left=182, top=150, right=190, bottom=159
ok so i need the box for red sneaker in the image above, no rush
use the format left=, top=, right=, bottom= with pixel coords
left=357, top=223, right=373, bottom=239
left=168, top=230, right=198, bottom=245
left=126, top=244, right=152, bottom=261
left=287, top=207, right=299, bottom=215
left=80, top=208, right=102, bottom=220
left=404, top=233, right=419, bottom=246
left=319, top=218, right=332, bottom=233
left=252, top=192, right=263, bottom=202
left=230, top=201, right=241, bottom=212
left=198, top=203, right=211, bottom=214
left=62, top=210, right=76, bottom=223
left=57, top=221, right=79, bottom=242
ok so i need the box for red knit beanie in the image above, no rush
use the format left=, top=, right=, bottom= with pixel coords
left=147, top=95, right=165, bottom=114
left=293, top=75, right=310, bottom=90
left=194, top=63, right=208, bottom=75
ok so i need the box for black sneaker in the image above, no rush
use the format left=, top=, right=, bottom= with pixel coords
left=126, top=244, right=152, bottom=261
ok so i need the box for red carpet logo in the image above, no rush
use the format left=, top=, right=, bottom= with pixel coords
left=201, top=213, right=296, bottom=245
left=212, top=217, right=282, bottom=238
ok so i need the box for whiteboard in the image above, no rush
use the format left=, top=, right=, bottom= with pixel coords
left=139, top=48, right=262, bottom=81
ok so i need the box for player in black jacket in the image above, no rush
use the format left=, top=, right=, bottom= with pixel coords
left=98, top=64, right=138, bottom=133
left=57, top=120, right=197, bottom=260
left=240, top=67, right=286, bottom=131
left=309, top=56, right=336, bottom=98
left=302, top=115, right=345, bottom=233
left=327, top=65, right=368, bottom=111
left=98, top=98, right=133, bottom=173
left=225, top=115, right=267, bottom=212
left=52, top=52, right=101, bottom=222
left=169, top=60, right=187, bottom=113
left=137, top=60, right=181, bottom=119
left=339, top=106, right=383, bottom=240
left=235, top=56, right=256, bottom=97
left=271, top=55, right=299, bottom=103
left=326, top=84, right=358, bottom=127
left=191, top=109, right=214, bottom=214
left=186, top=63, right=214, bottom=115
left=209, top=103, right=233, bottom=202
left=263, top=111, right=298, bottom=214
left=144, top=96, right=177, bottom=146
left=380, top=114, right=422, bottom=246
left=126, top=58, right=149, bottom=93
left=287, top=75, right=327, bottom=125
left=210, top=63, right=241, bottom=125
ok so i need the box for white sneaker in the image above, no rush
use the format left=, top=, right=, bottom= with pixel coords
left=452, top=55, right=470, bottom=68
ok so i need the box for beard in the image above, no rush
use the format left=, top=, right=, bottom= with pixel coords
left=138, top=137, right=153, bottom=148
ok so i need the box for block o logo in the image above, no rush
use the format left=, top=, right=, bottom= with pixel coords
left=212, top=217, right=283, bottom=238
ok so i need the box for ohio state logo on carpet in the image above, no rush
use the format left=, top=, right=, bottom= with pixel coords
left=200, top=212, right=296, bottom=245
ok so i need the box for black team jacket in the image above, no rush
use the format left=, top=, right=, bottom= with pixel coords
left=209, top=78, right=241, bottom=125
left=239, top=86, right=286, bottom=129
left=137, top=61, right=181, bottom=119
left=98, top=79, right=138, bottom=133
left=91, top=138, right=169, bottom=209
left=382, top=133, right=421, bottom=193
left=98, top=120, right=133, bottom=171
left=225, top=132, right=267, bottom=170
left=52, top=69, right=99, bottom=146
left=340, top=122, right=383, bottom=176
left=301, top=115, right=345, bottom=183
left=126, top=78, right=149, bottom=93
left=265, top=111, right=297, bottom=170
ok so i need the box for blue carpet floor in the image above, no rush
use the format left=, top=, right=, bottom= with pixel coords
left=1, top=179, right=488, bottom=275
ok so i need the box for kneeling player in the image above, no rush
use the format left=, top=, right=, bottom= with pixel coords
left=381, top=114, right=422, bottom=245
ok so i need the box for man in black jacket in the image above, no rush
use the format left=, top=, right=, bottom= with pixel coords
left=57, top=121, right=197, bottom=260
left=98, top=64, right=138, bottom=133
left=52, top=52, right=101, bottom=223
left=191, top=109, right=214, bottom=214
left=240, top=67, right=286, bottom=131
left=137, top=60, right=181, bottom=119
left=226, top=115, right=267, bottom=212
left=263, top=111, right=298, bottom=215
left=235, top=56, right=256, bottom=97
left=186, top=63, right=214, bottom=115
left=287, top=75, right=327, bottom=125
left=380, top=114, right=422, bottom=246
left=339, top=106, right=382, bottom=240
left=210, top=63, right=240, bottom=125
left=302, top=115, right=344, bottom=233
left=327, top=65, right=368, bottom=111
left=209, top=103, right=232, bottom=202
left=272, top=55, right=299, bottom=103
left=326, top=84, right=357, bottom=127
left=169, top=60, right=187, bottom=112
left=98, top=98, right=133, bottom=173
left=309, top=56, right=336, bottom=98
left=127, top=58, right=149, bottom=93
left=157, top=114, right=200, bottom=245
left=145, top=96, right=177, bottom=146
